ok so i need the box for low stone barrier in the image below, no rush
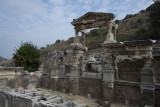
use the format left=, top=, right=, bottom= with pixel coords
left=0, top=88, right=86, bottom=107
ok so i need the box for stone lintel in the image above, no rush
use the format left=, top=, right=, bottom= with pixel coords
left=115, top=80, right=140, bottom=87
left=124, top=40, right=154, bottom=47
left=123, top=40, right=154, bottom=57
left=101, top=42, right=123, bottom=48
left=71, top=12, right=116, bottom=26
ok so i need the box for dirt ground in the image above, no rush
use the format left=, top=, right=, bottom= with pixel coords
left=38, top=88, right=100, bottom=107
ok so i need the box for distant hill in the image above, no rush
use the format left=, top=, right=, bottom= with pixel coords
left=118, top=12, right=150, bottom=35
left=0, top=56, right=6, bottom=62
left=41, top=2, right=160, bottom=56
left=41, top=12, right=150, bottom=56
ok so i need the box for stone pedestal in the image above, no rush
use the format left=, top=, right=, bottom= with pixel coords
left=69, top=43, right=87, bottom=80
left=69, top=65, right=81, bottom=80
left=104, top=33, right=116, bottom=43
left=102, top=42, right=123, bottom=88
left=102, top=65, right=115, bottom=88
left=141, top=62, right=155, bottom=107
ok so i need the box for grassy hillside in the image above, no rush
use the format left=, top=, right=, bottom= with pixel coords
left=41, top=2, right=160, bottom=56
left=41, top=12, right=150, bottom=56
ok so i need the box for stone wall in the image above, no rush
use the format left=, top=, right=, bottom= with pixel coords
left=113, top=83, right=141, bottom=106
left=117, top=59, right=143, bottom=82
left=39, top=55, right=160, bottom=106
left=153, top=56, right=160, bottom=83
left=58, top=78, right=69, bottom=92
left=7, top=75, right=38, bottom=89
left=0, top=78, right=8, bottom=88
left=0, top=67, right=23, bottom=79
left=40, top=75, right=51, bottom=89
left=40, top=76, right=103, bottom=99
left=0, top=91, right=33, bottom=107
left=79, top=77, right=102, bottom=99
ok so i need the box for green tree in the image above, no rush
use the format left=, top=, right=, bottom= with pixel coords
left=55, top=39, right=60, bottom=43
left=115, top=20, right=120, bottom=24
left=147, top=2, right=160, bottom=40
left=13, top=42, right=41, bottom=72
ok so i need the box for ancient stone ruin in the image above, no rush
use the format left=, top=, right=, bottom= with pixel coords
left=0, top=12, right=160, bottom=107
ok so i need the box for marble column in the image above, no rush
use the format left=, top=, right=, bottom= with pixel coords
left=74, top=29, right=79, bottom=43
left=70, top=32, right=87, bottom=79
left=101, top=42, right=123, bottom=102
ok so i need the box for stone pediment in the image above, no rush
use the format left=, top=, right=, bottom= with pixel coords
left=71, top=12, right=116, bottom=31
left=71, top=12, right=116, bottom=25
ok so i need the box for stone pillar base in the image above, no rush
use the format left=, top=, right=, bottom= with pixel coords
left=103, top=69, right=115, bottom=88
left=141, top=68, right=155, bottom=106
left=69, top=65, right=81, bottom=80
left=141, top=68, right=155, bottom=88
left=104, top=40, right=116, bottom=43
left=141, top=89, right=155, bottom=107
left=105, top=33, right=116, bottom=43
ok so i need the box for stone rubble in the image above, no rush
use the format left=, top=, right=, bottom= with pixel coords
left=0, top=87, right=86, bottom=107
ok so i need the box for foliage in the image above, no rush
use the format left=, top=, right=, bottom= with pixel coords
left=55, top=39, right=60, bottom=43
left=139, top=10, right=146, bottom=14
left=138, top=2, right=160, bottom=40
left=124, top=14, right=138, bottom=19
left=153, top=0, right=160, bottom=2
left=13, top=42, right=41, bottom=72
left=115, top=20, right=120, bottom=24
left=136, top=18, right=143, bottom=24
left=87, top=28, right=107, bottom=37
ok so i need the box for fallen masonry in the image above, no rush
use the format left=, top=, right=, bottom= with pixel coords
left=0, top=87, right=86, bottom=107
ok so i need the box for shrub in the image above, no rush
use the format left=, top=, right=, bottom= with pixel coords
left=13, top=42, right=41, bottom=72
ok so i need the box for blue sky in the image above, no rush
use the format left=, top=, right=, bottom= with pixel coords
left=0, top=0, right=154, bottom=59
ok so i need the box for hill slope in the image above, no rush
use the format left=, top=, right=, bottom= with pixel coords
left=0, top=56, right=6, bottom=62
left=41, top=12, right=151, bottom=56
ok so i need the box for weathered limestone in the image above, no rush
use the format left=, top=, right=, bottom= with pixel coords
left=69, top=43, right=86, bottom=79
left=80, top=29, right=88, bottom=46
left=0, top=88, right=86, bottom=107
left=50, top=50, right=65, bottom=78
left=101, top=42, right=123, bottom=88
left=71, top=12, right=116, bottom=32
left=39, top=11, right=160, bottom=106
left=69, top=25, right=88, bottom=79
left=124, top=40, right=155, bottom=107
left=0, top=67, right=23, bottom=79
left=71, top=12, right=118, bottom=43
left=104, top=20, right=117, bottom=43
